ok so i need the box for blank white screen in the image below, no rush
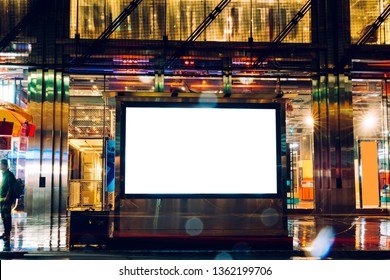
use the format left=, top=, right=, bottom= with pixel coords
left=125, top=107, right=278, bottom=195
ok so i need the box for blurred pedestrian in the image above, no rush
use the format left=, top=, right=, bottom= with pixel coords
left=0, top=159, right=16, bottom=241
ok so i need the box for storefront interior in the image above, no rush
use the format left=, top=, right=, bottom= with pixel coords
left=62, top=73, right=390, bottom=211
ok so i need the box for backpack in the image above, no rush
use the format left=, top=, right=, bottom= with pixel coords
left=12, top=178, right=25, bottom=199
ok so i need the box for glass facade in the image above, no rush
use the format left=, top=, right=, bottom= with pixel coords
left=350, top=0, right=390, bottom=44
left=68, top=75, right=116, bottom=210
left=352, top=80, right=390, bottom=208
left=69, top=0, right=311, bottom=43
left=0, top=0, right=29, bottom=38
left=2, top=0, right=389, bottom=45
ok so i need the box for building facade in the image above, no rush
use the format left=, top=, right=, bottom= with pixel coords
left=0, top=0, right=389, bottom=222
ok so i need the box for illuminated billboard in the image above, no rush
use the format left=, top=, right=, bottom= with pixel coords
left=121, top=102, right=282, bottom=197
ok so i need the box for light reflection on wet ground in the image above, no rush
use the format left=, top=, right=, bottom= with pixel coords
left=1, top=213, right=68, bottom=253
left=0, top=214, right=389, bottom=257
left=288, top=215, right=390, bottom=252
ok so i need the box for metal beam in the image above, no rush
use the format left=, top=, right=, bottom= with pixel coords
left=165, top=0, right=232, bottom=69
left=338, top=4, right=390, bottom=70
left=252, top=0, right=311, bottom=68
left=73, top=0, right=143, bottom=66
left=0, top=0, right=45, bottom=51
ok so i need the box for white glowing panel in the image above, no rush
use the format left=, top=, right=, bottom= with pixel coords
left=125, top=106, right=278, bottom=195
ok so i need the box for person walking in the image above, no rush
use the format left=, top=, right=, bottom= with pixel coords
left=0, top=159, right=16, bottom=241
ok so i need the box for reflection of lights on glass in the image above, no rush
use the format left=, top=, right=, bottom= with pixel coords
left=138, top=76, right=154, bottom=84
left=290, top=143, right=299, bottom=149
left=305, top=116, right=314, bottom=127
left=238, top=77, right=254, bottom=85
left=362, top=114, right=377, bottom=128
left=379, top=220, right=390, bottom=250
left=185, top=217, right=203, bottom=236
left=183, top=60, right=194, bottom=66
left=358, top=218, right=366, bottom=250
left=261, top=208, right=279, bottom=227
left=96, top=163, right=102, bottom=177
left=226, top=16, right=233, bottom=34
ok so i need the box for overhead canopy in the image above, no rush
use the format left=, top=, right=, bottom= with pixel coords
left=0, top=101, right=35, bottom=137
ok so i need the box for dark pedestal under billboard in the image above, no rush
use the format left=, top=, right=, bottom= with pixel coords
left=113, top=96, right=290, bottom=250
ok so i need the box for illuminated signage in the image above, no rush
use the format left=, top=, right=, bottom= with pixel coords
left=121, top=103, right=282, bottom=197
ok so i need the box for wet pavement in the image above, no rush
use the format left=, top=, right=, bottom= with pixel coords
left=0, top=213, right=389, bottom=259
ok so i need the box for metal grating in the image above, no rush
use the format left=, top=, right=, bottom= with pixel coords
left=69, top=106, right=115, bottom=139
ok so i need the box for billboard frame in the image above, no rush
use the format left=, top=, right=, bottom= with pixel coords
left=118, top=100, right=284, bottom=199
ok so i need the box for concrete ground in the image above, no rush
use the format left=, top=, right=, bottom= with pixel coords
left=0, top=213, right=389, bottom=260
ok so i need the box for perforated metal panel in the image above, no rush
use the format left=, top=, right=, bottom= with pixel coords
left=69, top=0, right=311, bottom=43
left=69, top=106, right=115, bottom=139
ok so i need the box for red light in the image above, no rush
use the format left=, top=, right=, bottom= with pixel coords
left=184, top=61, right=190, bottom=65
left=190, top=61, right=195, bottom=65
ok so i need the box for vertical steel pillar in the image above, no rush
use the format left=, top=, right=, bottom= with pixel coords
left=26, top=69, right=69, bottom=216
left=223, top=57, right=232, bottom=97
left=155, top=71, right=165, bottom=92
left=311, top=0, right=356, bottom=213
left=312, top=74, right=355, bottom=214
